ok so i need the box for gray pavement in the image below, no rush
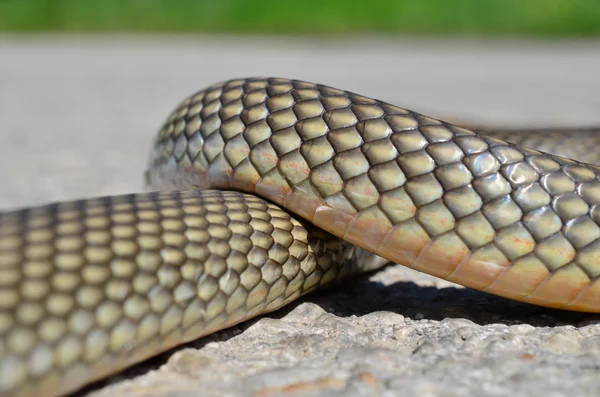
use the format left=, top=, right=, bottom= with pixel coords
left=1, top=36, right=600, bottom=397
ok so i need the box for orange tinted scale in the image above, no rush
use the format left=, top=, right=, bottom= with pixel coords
left=447, top=248, right=510, bottom=290
left=526, top=265, right=591, bottom=308
left=411, top=233, right=470, bottom=279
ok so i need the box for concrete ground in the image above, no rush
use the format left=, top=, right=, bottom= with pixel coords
left=1, top=36, right=600, bottom=397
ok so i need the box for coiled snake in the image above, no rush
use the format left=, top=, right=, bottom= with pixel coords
left=1, top=77, right=600, bottom=397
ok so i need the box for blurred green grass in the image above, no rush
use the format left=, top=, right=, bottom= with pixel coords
left=1, top=0, right=600, bottom=36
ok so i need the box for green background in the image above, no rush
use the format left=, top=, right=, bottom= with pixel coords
left=1, top=0, right=600, bottom=36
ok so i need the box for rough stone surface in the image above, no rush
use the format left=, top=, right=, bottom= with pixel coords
left=1, top=37, right=600, bottom=397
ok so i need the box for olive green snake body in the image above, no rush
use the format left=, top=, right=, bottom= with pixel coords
left=2, top=77, right=600, bottom=397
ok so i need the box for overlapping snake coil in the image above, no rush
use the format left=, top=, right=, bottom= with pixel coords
left=2, top=77, right=600, bottom=397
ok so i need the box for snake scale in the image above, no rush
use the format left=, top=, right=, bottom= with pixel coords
left=2, top=77, right=600, bottom=397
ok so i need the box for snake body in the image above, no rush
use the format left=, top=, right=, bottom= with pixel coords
left=2, top=77, right=600, bottom=397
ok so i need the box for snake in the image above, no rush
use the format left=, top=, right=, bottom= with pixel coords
left=2, top=77, right=600, bottom=397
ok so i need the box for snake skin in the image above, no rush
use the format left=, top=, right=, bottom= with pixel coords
left=0, top=190, right=377, bottom=397
left=2, top=77, right=600, bottom=397
left=479, top=127, right=600, bottom=165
